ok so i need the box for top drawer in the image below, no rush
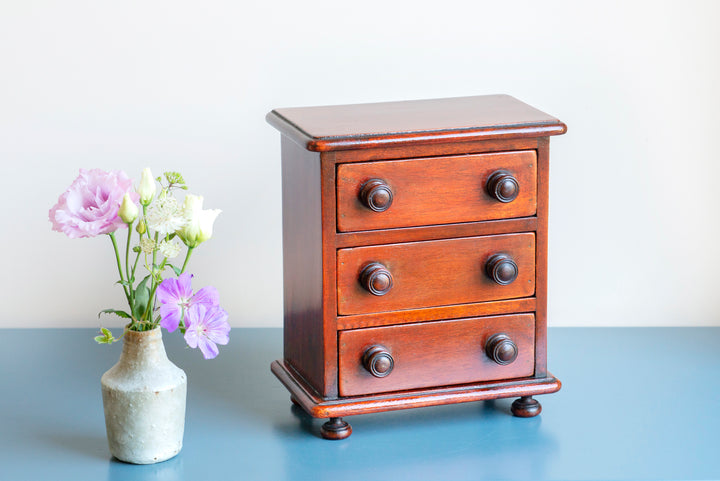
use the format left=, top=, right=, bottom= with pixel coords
left=336, top=150, right=537, bottom=232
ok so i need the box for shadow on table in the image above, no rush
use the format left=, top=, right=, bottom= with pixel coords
left=276, top=399, right=560, bottom=480
left=106, top=454, right=184, bottom=481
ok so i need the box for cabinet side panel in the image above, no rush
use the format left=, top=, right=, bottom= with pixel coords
left=534, top=138, right=550, bottom=377
left=281, top=136, right=325, bottom=394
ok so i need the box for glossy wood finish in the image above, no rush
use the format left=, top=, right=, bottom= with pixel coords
left=336, top=217, right=537, bottom=248
left=359, top=179, right=393, bottom=212
left=337, top=151, right=536, bottom=232
left=337, top=297, right=537, bottom=330
left=485, top=334, right=519, bottom=365
left=358, top=262, right=394, bottom=296
left=269, top=95, right=564, bottom=435
left=337, top=233, right=535, bottom=315
left=279, top=137, right=327, bottom=393
left=511, top=396, right=542, bottom=417
left=534, top=138, right=551, bottom=379
left=362, top=345, right=395, bottom=378
left=272, top=359, right=560, bottom=419
left=338, top=314, right=535, bottom=396
left=267, top=95, right=566, bottom=152
left=486, top=170, right=520, bottom=203
left=320, top=417, right=352, bottom=440
left=327, top=137, right=542, bottom=164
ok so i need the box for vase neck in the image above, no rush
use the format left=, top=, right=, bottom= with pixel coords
left=119, top=328, right=169, bottom=368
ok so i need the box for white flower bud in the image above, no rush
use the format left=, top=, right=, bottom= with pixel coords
left=176, top=194, right=221, bottom=248
left=118, top=193, right=139, bottom=224
left=138, top=168, right=156, bottom=206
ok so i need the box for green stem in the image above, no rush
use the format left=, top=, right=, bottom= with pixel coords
left=109, top=232, right=131, bottom=303
left=131, top=248, right=141, bottom=281
left=180, top=247, right=194, bottom=274
left=124, top=223, right=134, bottom=306
left=141, top=257, right=167, bottom=327
left=140, top=232, right=161, bottom=325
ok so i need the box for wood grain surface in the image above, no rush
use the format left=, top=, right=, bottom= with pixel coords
left=267, top=95, right=566, bottom=152
left=336, top=150, right=537, bottom=232
left=337, top=314, right=535, bottom=396
left=337, top=233, right=536, bottom=315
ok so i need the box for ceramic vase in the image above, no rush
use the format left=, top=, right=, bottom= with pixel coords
left=101, top=327, right=187, bottom=464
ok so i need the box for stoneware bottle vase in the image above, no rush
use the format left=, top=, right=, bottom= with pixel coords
left=101, top=327, right=187, bottom=464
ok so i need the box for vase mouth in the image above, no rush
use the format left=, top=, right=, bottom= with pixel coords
left=123, top=326, right=162, bottom=340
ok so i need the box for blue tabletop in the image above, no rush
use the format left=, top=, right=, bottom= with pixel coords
left=1, top=327, right=718, bottom=481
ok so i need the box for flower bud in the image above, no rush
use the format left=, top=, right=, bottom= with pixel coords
left=138, top=168, right=156, bottom=206
left=118, top=193, right=139, bottom=224
left=136, top=219, right=147, bottom=234
left=176, top=194, right=221, bottom=248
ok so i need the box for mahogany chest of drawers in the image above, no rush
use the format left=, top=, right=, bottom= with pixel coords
left=267, top=95, right=566, bottom=439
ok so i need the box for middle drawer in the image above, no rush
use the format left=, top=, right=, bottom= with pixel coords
left=337, top=233, right=536, bottom=315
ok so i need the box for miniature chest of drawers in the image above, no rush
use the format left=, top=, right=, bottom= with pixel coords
left=267, top=95, right=566, bottom=439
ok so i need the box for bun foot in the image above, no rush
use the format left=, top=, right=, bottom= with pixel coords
left=321, top=417, right=352, bottom=440
left=511, top=396, right=542, bottom=417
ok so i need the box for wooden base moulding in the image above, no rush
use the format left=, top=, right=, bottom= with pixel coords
left=272, top=360, right=561, bottom=419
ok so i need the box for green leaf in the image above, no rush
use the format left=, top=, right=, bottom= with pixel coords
left=166, top=263, right=183, bottom=276
left=98, top=309, right=131, bottom=319
left=132, top=275, right=151, bottom=320
left=94, top=327, right=116, bottom=344
left=115, top=280, right=131, bottom=287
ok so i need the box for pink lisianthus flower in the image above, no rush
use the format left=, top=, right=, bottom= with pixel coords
left=156, top=273, right=219, bottom=332
left=184, top=303, right=230, bottom=359
left=49, top=168, right=139, bottom=238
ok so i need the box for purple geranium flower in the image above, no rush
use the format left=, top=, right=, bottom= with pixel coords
left=156, top=273, right=219, bottom=332
left=184, top=303, right=230, bottom=359
left=49, top=168, right=139, bottom=238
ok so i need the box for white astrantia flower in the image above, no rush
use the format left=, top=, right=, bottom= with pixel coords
left=158, top=239, right=181, bottom=259
left=145, top=197, right=189, bottom=235
left=140, top=237, right=156, bottom=254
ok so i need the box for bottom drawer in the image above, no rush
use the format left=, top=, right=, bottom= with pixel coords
left=338, top=314, right=535, bottom=397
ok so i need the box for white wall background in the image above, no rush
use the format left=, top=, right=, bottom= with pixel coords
left=1, top=0, right=718, bottom=328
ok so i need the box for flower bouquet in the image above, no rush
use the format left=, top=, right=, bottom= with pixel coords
left=49, top=168, right=230, bottom=464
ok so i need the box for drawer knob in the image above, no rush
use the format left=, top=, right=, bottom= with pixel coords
left=360, top=262, right=394, bottom=296
left=486, top=254, right=519, bottom=285
left=487, top=170, right=520, bottom=203
left=360, top=178, right=393, bottom=212
left=363, top=345, right=394, bottom=378
left=485, top=334, right=518, bottom=365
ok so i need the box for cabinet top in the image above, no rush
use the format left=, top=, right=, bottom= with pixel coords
left=267, top=95, right=566, bottom=152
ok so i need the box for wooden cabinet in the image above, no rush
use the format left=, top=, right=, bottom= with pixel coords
left=268, top=95, right=565, bottom=439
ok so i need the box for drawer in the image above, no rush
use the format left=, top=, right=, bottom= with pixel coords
left=337, top=233, right=535, bottom=315
left=336, top=150, right=537, bottom=232
left=338, top=314, right=535, bottom=396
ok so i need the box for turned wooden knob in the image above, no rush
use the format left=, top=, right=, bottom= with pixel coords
left=360, top=178, right=393, bottom=212
left=485, top=334, right=518, bottom=365
left=485, top=254, right=518, bottom=285
left=360, top=262, right=393, bottom=296
left=486, top=170, right=519, bottom=203
left=363, top=345, right=394, bottom=378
